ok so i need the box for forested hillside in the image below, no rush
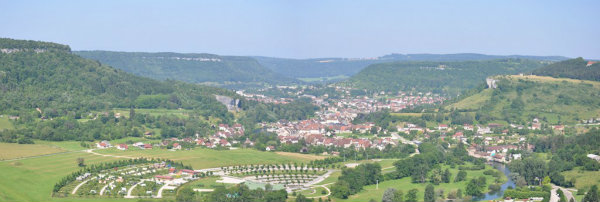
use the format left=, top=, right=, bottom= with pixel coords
left=446, top=75, right=600, bottom=125
left=346, top=59, right=544, bottom=95
left=75, top=51, right=298, bottom=89
left=0, top=38, right=319, bottom=142
left=380, top=53, right=567, bottom=62
left=254, top=54, right=566, bottom=80
left=532, top=57, right=600, bottom=81
left=0, top=39, right=236, bottom=118
left=253, top=56, right=379, bottom=79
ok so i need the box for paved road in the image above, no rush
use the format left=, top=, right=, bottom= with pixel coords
left=551, top=184, right=575, bottom=202
left=394, top=134, right=419, bottom=156
left=305, top=169, right=335, bottom=187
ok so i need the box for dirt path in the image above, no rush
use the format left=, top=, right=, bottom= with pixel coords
left=85, top=149, right=134, bottom=159
left=99, top=181, right=114, bottom=196
left=306, top=183, right=333, bottom=199
left=71, top=178, right=92, bottom=194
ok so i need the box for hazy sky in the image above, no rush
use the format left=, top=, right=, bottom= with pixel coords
left=1, top=0, right=599, bottom=59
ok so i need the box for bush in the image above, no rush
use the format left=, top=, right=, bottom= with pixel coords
left=17, top=137, right=34, bottom=144
left=489, top=184, right=502, bottom=192
left=483, top=170, right=495, bottom=175
left=503, top=189, right=549, bottom=199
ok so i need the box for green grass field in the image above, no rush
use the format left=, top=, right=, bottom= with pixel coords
left=335, top=163, right=498, bottom=202
left=0, top=151, right=123, bottom=202
left=95, top=147, right=323, bottom=169
left=0, top=143, right=66, bottom=160
left=561, top=167, right=600, bottom=191
left=0, top=141, right=325, bottom=202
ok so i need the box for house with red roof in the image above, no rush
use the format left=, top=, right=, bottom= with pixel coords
left=172, top=143, right=181, bottom=150
left=180, top=169, right=196, bottom=175
left=117, top=144, right=128, bottom=150
left=155, top=175, right=174, bottom=182
left=452, top=132, right=463, bottom=140
left=219, top=139, right=231, bottom=147
left=587, top=61, right=597, bottom=67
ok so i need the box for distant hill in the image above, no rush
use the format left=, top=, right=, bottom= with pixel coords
left=380, top=53, right=568, bottom=62
left=254, top=54, right=568, bottom=80
left=75, top=51, right=299, bottom=89
left=0, top=38, right=236, bottom=119
left=446, top=75, right=600, bottom=124
left=531, top=57, right=600, bottom=81
left=253, top=56, right=380, bottom=80
left=345, top=59, right=545, bottom=95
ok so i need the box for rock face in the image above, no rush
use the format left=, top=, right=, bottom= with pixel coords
left=486, top=78, right=498, bottom=89
left=215, top=95, right=240, bottom=111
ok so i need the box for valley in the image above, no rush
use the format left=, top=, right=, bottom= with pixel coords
left=1, top=3, right=599, bottom=201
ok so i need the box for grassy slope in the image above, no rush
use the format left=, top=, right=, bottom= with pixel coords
left=446, top=75, right=600, bottom=124
left=335, top=163, right=498, bottom=202
left=561, top=167, right=600, bottom=191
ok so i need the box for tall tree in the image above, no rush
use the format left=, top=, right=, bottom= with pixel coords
left=394, top=190, right=404, bottom=202
left=442, top=168, right=451, bottom=183
left=406, top=189, right=418, bottom=202
left=176, top=187, right=195, bottom=202
left=466, top=179, right=483, bottom=196
left=382, top=188, right=397, bottom=202
left=583, top=185, right=598, bottom=202
left=424, top=184, right=436, bottom=202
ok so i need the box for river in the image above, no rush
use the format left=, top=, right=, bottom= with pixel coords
left=474, top=162, right=516, bottom=201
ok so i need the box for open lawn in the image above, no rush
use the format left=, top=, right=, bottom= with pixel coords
left=275, top=152, right=326, bottom=161
left=95, top=147, right=323, bottom=169
left=0, top=141, right=324, bottom=202
left=0, top=150, right=126, bottom=202
left=35, top=140, right=91, bottom=151
left=0, top=143, right=66, bottom=160
left=561, top=167, right=600, bottom=190
left=184, top=176, right=232, bottom=189
left=110, top=108, right=193, bottom=119
left=335, top=163, right=498, bottom=202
